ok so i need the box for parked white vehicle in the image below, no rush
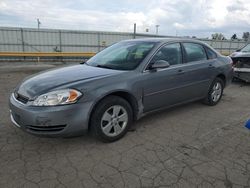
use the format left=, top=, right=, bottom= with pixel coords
left=230, top=44, right=250, bottom=82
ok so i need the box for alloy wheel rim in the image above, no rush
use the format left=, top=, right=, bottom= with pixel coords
left=101, top=105, right=128, bottom=137
left=211, top=82, right=222, bottom=102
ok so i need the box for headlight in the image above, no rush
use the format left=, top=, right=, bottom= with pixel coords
left=33, top=89, right=82, bottom=106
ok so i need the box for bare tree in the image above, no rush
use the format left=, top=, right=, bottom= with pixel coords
left=212, top=33, right=226, bottom=40
left=242, top=32, right=250, bottom=41
left=231, top=34, right=237, bottom=40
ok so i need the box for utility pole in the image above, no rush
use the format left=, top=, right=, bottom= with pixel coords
left=133, top=23, right=136, bottom=39
left=155, top=25, right=160, bottom=35
left=37, top=18, right=41, bottom=29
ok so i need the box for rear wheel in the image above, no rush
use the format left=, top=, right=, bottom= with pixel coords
left=203, top=77, right=224, bottom=106
left=90, top=96, right=133, bottom=142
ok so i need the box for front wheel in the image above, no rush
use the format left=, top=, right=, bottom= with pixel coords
left=203, top=77, right=224, bottom=106
left=90, top=96, right=133, bottom=142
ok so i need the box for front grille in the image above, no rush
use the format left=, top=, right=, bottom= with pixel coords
left=26, top=124, right=66, bottom=132
left=15, top=93, right=29, bottom=104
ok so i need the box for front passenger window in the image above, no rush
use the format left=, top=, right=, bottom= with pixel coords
left=151, top=43, right=182, bottom=66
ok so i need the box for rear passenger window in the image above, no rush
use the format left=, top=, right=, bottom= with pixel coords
left=183, top=43, right=207, bottom=62
left=205, top=46, right=217, bottom=59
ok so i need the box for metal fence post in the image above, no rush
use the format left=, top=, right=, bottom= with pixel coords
left=98, top=32, right=101, bottom=52
left=229, top=40, right=232, bottom=55
left=20, top=28, right=25, bottom=61
left=220, top=40, right=223, bottom=54
left=59, top=30, right=62, bottom=52
left=133, top=23, right=136, bottom=39
left=20, top=28, right=25, bottom=52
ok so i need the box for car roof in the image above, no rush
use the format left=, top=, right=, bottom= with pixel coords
left=122, top=37, right=220, bottom=56
left=123, top=37, right=205, bottom=44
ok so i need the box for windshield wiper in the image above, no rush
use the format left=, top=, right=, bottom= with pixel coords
left=96, top=64, right=114, bottom=69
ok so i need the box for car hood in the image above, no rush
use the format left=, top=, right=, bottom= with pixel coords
left=16, top=64, right=122, bottom=99
left=230, top=51, right=250, bottom=58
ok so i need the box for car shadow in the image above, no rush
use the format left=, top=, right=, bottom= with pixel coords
left=134, top=101, right=203, bottom=130
left=232, top=79, right=250, bottom=87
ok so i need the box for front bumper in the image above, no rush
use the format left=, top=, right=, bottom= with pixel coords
left=9, top=93, right=92, bottom=137
left=234, top=68, right=250, bottom=82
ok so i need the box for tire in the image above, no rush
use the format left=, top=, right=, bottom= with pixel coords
left=203, top=77, right=224, bottom=106
left=90, top=96, right=133, bottom=142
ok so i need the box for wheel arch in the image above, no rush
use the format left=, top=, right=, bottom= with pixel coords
left=88, top=90, right=139, bottom=130
left=216, top=73, right=226, bottom=86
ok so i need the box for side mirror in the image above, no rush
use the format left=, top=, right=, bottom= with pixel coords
left=149, top=60, right=170, bottom=70
left=236, top=49, right=241, bottom=52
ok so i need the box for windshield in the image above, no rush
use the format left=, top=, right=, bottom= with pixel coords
left=241, top=44, right=250, bottom=52
left=86, top=41, right=156, bottom=70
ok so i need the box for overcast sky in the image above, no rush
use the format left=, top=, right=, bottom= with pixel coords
left=0, top=0, right=249, bottom=38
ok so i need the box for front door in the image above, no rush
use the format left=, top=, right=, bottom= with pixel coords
left=142, top=43, right=188, bottom=112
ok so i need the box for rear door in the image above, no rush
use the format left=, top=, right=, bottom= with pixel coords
left=178, top=42, right=216, bottom=100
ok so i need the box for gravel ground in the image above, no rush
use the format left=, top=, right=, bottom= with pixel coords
left=0, top=65, right=250, bottom=188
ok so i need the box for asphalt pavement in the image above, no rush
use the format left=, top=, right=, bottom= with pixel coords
left=0, top=64, right=249, bottom=188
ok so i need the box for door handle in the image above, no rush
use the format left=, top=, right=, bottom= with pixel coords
left=209, top=64, right=215, bottom=68
left=177, top=69, right=185, bottom=75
